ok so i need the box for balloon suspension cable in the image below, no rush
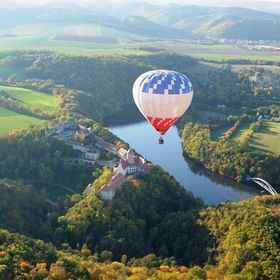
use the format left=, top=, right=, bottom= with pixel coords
left=158, top=136, right=164, bottom=145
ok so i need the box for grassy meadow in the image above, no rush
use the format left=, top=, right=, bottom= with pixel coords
left=230, top=121, right=280, bottom=155
left=0, top=85, right=56, bottom=113
left=0, top=86, right=56, bottom=133
left=1, top=28, right=280, bottom=62
left=250, top=121, right=280, bottom=155
left=0, top=106, right=43, bottom=133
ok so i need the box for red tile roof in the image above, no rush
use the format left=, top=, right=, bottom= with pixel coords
left=100, top=172, right=126, bottom=193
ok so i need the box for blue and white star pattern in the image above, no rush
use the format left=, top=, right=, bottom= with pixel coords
left=139, top=70, right=193, bottom=95
left=132, top=69, right=194, bottom=135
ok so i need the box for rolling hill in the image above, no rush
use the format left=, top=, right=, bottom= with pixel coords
left=2, top=3, right=280, bottom=41
left=77, top=2, right=280, bottom=41
left=110, top=4, right=280, bottom=41
left=146, top=6, right=280, bottom=40
left=0, top=3, right=190, bottom=40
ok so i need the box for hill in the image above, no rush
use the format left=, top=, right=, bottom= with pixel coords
left=0, top=179, right=49, bottom=237
left=1, top=3, right=280, bottom=41
left=0, top=3, right=190, bottom=40
left=0, top=180, right=279, bottom=279
left=98, top=4, right=280, bottom=41
left=116, top=5, right=280, bottom=41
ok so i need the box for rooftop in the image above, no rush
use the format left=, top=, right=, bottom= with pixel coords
left=100, top=172, right=127, bottom=193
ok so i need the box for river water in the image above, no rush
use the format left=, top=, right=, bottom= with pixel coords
left=108, top=120, right=259, bottom=205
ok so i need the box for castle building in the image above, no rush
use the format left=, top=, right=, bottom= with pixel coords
left=99, top=173, right=127, bottom=201
left=114, top=148, right=148, bottom=176
left=99, top=148, right=148, bottom=200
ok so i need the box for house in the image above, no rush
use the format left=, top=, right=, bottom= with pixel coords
left=62, top=120, right=78, bottom=130
left=53, top=122, right=64, bottom=134
left=77, top=158, right=95, bottom=167
left=257, top=114, right=270, bottom=121
left=114, top=148, right=148, bottom=176
left=75, top=124, right=92, bottom=138
left=118, top=148, right=128, bottom=159
left=85, top=150, right=100, bottom=161
left=71, top=142, right=90, bottom=153
left=49, top=120, right=78, bottom=139
left=99, top=172, right=127, bottom=200
left=95, top=136, right=118, bottom=155
left=53, top=120, right=78, bottom=132
left=217, top=104, right=226, bottom=109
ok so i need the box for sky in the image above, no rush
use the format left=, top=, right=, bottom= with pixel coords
left=5, top=0, right=280, bottom=4
left=2, top=0, right=280, bottom=12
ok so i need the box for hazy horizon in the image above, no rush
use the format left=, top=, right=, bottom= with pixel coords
left=3, top=0, right=280, bottom=6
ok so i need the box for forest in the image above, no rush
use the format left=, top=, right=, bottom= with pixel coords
left=182, top=122, right=280, bottom=186
left=0, top=178, right=279, bottom=279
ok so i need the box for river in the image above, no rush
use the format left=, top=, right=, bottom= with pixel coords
left=108, top=120, right=259, bottom=205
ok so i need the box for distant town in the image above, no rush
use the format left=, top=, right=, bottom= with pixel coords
left=198, top=38, right=280, bottom=51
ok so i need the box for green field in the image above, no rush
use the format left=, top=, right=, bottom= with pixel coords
left=0, top=86, right=56, bottom=113
left=250, top=121, right=280, bottom=155
left=0, top=86, right=57, bottom=133
left=230, top=121, right=280, bottom=155
left=0, top=106, right=43, bottom=133
left=0, top=24, right=152, bottom=57
left=230, top=122, right=251, bottom=143
left=147, top=41, right=280, bottom=63
left=1, top=33, right=280, bottom=63
left=0, top=37, right=151, bottom=57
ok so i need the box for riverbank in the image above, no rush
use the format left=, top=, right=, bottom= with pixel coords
left=108, top=121, right=259, bottom=205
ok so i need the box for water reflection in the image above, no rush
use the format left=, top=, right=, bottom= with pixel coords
left=108, top=119, right=259, bottom=205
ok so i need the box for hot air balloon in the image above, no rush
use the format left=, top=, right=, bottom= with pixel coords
left=132, top=70, right=193, bottom=144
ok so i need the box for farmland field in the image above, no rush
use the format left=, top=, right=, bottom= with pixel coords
left=230, top=122, right=251, bottom=143
left=0, top=36, right=152, bottom=56
left=1, top=31, right=280, bottom=63
left=230, top=121, right=280, bottom=155
left=148, top=41, right=280, bottom=63
left=250, top=121, right=280, bottom=155
left=0, top=106, right=43, bottom=133
left=0, top=86, right=56, bottom=113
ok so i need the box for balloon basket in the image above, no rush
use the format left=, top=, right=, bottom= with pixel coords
left=158, top=136, right=164, bottom=145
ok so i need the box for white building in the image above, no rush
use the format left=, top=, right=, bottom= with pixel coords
left=114, top=148, right=148, bottom=176
left=72, top=143, right=90, bottom=153
left=98, top=148, right=149, bottom=201
left=85, top=150, right=100, bottom=161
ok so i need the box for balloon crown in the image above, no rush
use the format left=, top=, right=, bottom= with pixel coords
left=139, top=70, right=193, bottom=95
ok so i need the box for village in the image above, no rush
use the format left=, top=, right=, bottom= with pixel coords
left=46, top=120, right=149, bottom=200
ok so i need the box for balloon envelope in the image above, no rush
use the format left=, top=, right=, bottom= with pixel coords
left=132, top=70, right=193, bottom=135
